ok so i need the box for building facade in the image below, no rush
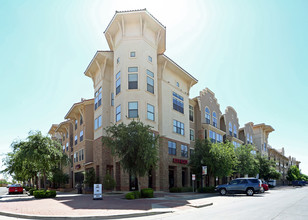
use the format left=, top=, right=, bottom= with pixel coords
left=48, top=9, right=300, bottom=190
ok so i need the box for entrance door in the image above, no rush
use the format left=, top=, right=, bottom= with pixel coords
left=148, top=169, right=153, bottom=189
left=74, top=172, right=84, bottom=185
left=169, top=169, right=175, bottom=188
left=129, top=174, right=138, bottom=191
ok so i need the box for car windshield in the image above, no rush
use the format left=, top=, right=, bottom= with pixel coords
left=10, top=184, right=21, bottom=187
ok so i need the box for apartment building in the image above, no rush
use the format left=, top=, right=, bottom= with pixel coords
left=83, top=9, right=198, bottom=191
left=47, top=9, right=300, bottom=190
left=268, top=147, right=289, bottom=185
left=251, top=123, right=274, bottom=156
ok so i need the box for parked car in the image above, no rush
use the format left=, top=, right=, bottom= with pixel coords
left=216, top=178, right=262, bottom=196
left=292, top=180, right=306, bottom=186
left=268, top=180, right=276, bottom=187
left=8, top=184, right=23, bottom=194
left=262, top=181, right=269, bottom=191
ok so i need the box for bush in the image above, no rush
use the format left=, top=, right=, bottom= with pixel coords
left=103, top=174, right=116, bottom=190
left=24, top=186, right=32, bottom=191
left=181, top=187, right=193, bottom=192
left=141, top=188, right=154, bottom=198
left=125, top=192, right=135, bottom=200
left=29, top=189, right=35, bottom=195
left=132, top=190, right=141, bottom=199
left=197, top=186, right=216, bottom=193
left=169, top=187, right=182, bottom=193
left=33, top=190, right=57, bottom=199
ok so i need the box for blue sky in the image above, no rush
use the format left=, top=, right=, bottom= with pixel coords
left=1, top=0, right=307, bottom=178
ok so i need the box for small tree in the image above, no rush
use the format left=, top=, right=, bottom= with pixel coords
left=103, top=174, right=116, bottom=190
left=235, top=144, right=258, bottom=177
left=84, top=168, right=96, bottom=189
left=287, top=165, right=301, bottom=181
left=102, top=120, right=159, bottom=191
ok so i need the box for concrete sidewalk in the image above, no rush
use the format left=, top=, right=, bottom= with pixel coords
left=0, top=191, right=214, bottom=219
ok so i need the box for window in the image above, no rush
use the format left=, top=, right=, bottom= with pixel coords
left=116, top=71, right=121, bottom=95
left=173, top=120, right=184, bottom=135
left=66, top=143, right=69, bottom=151
left=111, top=93, right=114, bottom=106
left=181, top=145, right=188, bottom=158
left=209, top=130, right=216, bottom=143
left=189, top=105, right=194, bottom=122
left=80, top=115, right=83, bottom=125
left=168, top=141, right=176, bottom=155
left=205, top=107, right=210, bottom=124
left=94, top=87, right=102, bottom=110
left=148, top=56, right=152, bottom=62
left=217, top=134, right=223, bottom=143
left=75, top=120, right=78, bottom=130
left=173, top=92, right=184, bottom=113
left=130, top=51, right=136, bottom=57
left=176, top=82, right=179, bottom=87
left=117, top=57, right=120, bottom=64
left=250, top=136, right=253, bottom=144
left=74, top=135, right=77, bottom=145
left=147, top=104, right=155, bottom=121
left=80, top=130, right=84, bottom=142
left=128, top=102, right=138, bottom=118
left=79, top=150, right=81, bottom=161
left=147, top=70, right=154, bottom=94
left=233, top=141, right=240, bottom=148
left=190, top=129, right=195, bottom=141
left=116, top=105, right=121, bottom=122
left=66, top=132, right=68, bottom=138
left=264, top=143, right=267, bottom=152
left=94, top=115, right=102, bottom=130
left=74, top=152, right=77, bottom=163
left=233, top=125, right=237, bottom=138
left=128, top=67, right=138, bottom=72
left=213, top=112, right=217, bottom=127
left=229, top=122, right=232, bottom=136
left=62, top=145, right=65, bottom=153
left=81, top=149, right=84, bottom=160
left=128, top=74, right=138, bottom=89
left=247, top=134, right=250, bottom=144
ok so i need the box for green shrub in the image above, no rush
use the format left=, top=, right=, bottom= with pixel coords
left=103, top=174, right=116, bottom=190
left=197, top=186, right=216, bottom=193
left=169, top=187, right=182, bottom=193
left=125, top=192, right=135, bottom=200
left=24, top=186, right=32, bottom=191
left=141, top=188, right=154, bottom=198
left=29, top=189, right=35, bottom=195
left=132, top=190, right=141, bottom=199
left=181, top=187, right=193, bottom=192
left=33, top=190, right=57, bottom=199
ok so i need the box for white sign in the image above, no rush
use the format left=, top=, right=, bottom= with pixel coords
left=192, top=174, right=196, bottom=180
left=93, top=184, right=103, bottom=200
left=202, top=166, right=207, bottom=175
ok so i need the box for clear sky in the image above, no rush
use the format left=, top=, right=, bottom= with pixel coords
left=1, top=0, right=307, bottom=178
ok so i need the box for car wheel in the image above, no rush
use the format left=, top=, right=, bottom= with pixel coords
left=220, top=188, right=227, bottom=196
left=246, top=188, right=254, bottom=196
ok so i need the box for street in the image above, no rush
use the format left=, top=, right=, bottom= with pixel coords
left=136, top=186, right=308, bottom=220
left=0, top=186, right=307, bottom=219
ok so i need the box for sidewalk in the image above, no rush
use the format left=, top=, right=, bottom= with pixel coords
left=0, top=191, right=215, bottom=219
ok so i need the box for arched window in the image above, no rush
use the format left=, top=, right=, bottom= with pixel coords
left=247, top=134, right=250, bottom=144
left=229, top=122, right=232, bottom=136
left=250, top=136, right=253, bottom=144
left=212, top=112, right=217, bottom=127
left=233, top=125, right=237, bottom=138
left=205, top=107, right=210, bottom=124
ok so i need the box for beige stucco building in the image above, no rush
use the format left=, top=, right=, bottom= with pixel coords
left=47, top=9, right=300, bottom=190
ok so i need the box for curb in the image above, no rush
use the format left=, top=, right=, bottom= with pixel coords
left=0, top=210, right=174, bottom=220
left=188, top=202, right=213, bottom=208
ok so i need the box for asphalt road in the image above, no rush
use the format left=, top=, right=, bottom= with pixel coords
left=137, top=186, right=308, bottom=220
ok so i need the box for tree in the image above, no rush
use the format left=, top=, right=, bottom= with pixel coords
left=256, top=154, right=281, bottom=180
left=2, top=131, right=69, bottom=189
left=190, top=139, right=238, bottom=186
left=287, top=165, right=301, bottom=181
left=102, top=120, right=159, bottom=191
left=210, top=141, right=238, bottom=179
left=235, top=144, right=258, bottom=177
left=84, top=168, right=96, bottom=189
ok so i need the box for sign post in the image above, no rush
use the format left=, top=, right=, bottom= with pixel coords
left=192, top=174, right=196, bottom=192
left=93, top=184, right=103, bottom=200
